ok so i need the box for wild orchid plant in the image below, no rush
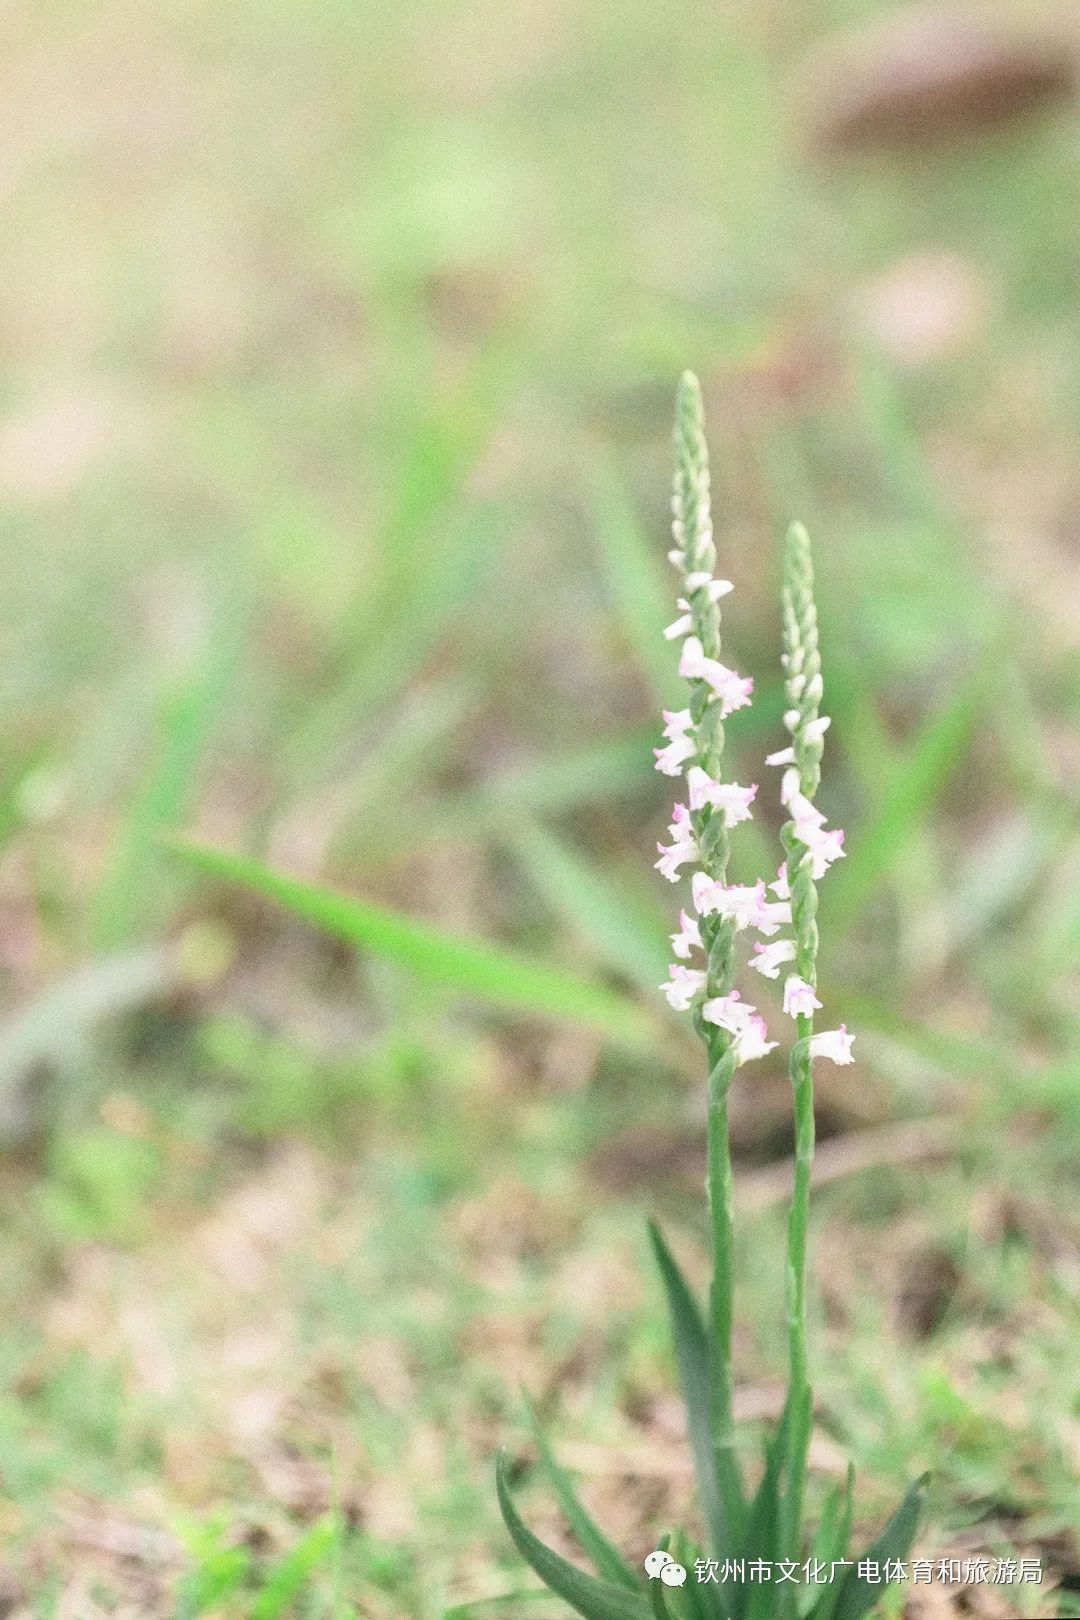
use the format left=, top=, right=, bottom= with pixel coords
left=497, top=374, right=926, bottom=1619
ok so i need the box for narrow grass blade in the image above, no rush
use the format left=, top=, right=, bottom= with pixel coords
left=822, top=673, right=985, bottom=933
left=91, top=659, right=231, bottom=950
left=505, top=819, right=670, bottom=990
left=443, top=1595, right=564, bottom=1618
left=168, top=841, right=657, bottom=1046
left=495, top=1455, right=651, bottom=1620
left=646, top=1222, right=733, bottom=1562
left=806, top=1469, right=854, bottom=1620
left=251, top=1517, right=339, bottom=1619
left=831, top=1476, right=928, bottom=1620
left=591, top=468, right=679, bottom=708
left=523, top=1397, right=639, bottom=1590
left=738, top=1389, right=810, bottom=1620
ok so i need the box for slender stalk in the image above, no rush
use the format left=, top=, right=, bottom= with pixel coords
left=671, top=374, right=743, bottom=1529
left=779, top=522, right=825, bottom=1568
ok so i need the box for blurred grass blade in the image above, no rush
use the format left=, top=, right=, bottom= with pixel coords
left=91, top=598, right=241, bottom=949
left=504, top=818, right=669, bottom=990
left=286, top=502, right=505, bottom=777
left=831, top=1476, right=927, bottom=1620
left=444, top=1596, right=564, bottom=1618
left=591, top=468, right=677, bottom=708
left=169, top=841, right=656, bottom=1045
left=250, top=1517, right=340, bottom=1619
left=480, top=733, right=656, bottom=818
left=0, top=945, right=178, bottom=1137
left=822, top=671, right=985, bottom=932
left=523, top=1396, right=639, bottom=1589
left=646, top=1222, right=733, bottom=1564
left=495, top=1455, right=651, bottom=1620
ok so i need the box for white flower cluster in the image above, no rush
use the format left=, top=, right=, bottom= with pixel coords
left=654, top=563, right=853, bottom=1068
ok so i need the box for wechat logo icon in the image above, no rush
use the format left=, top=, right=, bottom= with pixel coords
left=644, top=1550, right=687, bottom=1586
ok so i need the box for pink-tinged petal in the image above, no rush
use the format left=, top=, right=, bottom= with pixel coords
left=670, top=910, right=702, bottom=959
left=755, top=899, right=793, bottom=937
left=770, top=864, right=790, bottom=899
left=661, top=964, right=707, bottom=1011
left=678, top=638, right=754, bottom=717
left=655, top=826, right=697, bottom=881
left=654, top=735, right=696, bottom=776
left=782, top=974, right=823, bottom=1019
left=662, top=709, right=694, bottom=738
left=808, top=1025, right=855, bottom=1065
left=733, top=1015, right=779, bottom=1065
left=750, top=938, right=796, bottom=979
left=702, top=990, right=757, bottom=1033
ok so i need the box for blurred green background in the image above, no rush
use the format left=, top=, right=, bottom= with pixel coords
left=0, top=0, right=1077, bottom=1613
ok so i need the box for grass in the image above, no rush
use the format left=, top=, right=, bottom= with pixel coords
left=0, top=0, right=1077, bottom=1613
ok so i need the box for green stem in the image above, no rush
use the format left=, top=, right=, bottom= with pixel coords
left=706, top=1032, right=739, bottom=1521
left=784, top=1024, right=815, bottom=1561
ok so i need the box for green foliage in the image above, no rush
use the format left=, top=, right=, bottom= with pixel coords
left=495, top=383, right=926, bottom=1620
left=168, top=839, right=657, bottom=1045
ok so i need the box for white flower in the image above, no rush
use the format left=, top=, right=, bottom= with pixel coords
left=685, top=767, right=757, bottom=825
left=654, top=709, right=697, bottom=775
left=655, top=804, right=697, bottom=881
left=750, top=938, right=796, bottom=979
left=701, top=990, right=757, bottom=1033
left=693, top=876, right=765, bottom=928
left=808, top=1026, right=855, bottom=1065
left=661, top=964, right=706, bottom=1011
left=806, top=825, right=845, bottom=878
left=670, top=910, right=702, bottom=959
left=678, top=637, right=753, bottom=717
left=733, top=1015, right=779, bottom=1065
left=770, top=864, right=790, bottom=899
left=783, top=974, right=822, bottom=1019
left=756, top=899, right=793, bottom=937
left=766, top=746, right=796, bottom=766
left=663, top=582, right=735, bottom=640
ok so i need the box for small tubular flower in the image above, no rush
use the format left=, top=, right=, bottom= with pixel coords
left=808, top=1026, right=855, bottom=1065
left=692, top=875, right=764, bottom=928
left=733, top=1015, right=779, bottom=1065
left=783, top=975, right=823, bottom=1019
left=677, top=637, right=753, bottom=716
left=750, top=938, right=796, bottom=979
left=661, top=964, right=707, bottom=1011
left=653, top=709, right=698, bottom=775
left=686, top=767, right=757, bottom=824
left=701, top=990, right=757, bottom=1033
left=670, top=910, right=702, bottom=959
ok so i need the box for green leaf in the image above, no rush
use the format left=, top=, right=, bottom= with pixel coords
left=803, top=1468, right=854, bottom=1620
left=92, top=599, right=240, bottom=949
left=496, top=1454, right=652, bottom=1620
left=831, top=1476, right=928, bottom=1620
left=444, top=1595, right=564, bottom=1619
left=167, top=840, right=656, bottom=1047
left=738, top=1391, right=810, bottom=1620
left=822, top=674, right=985, bottom=933
left=523, top=1396, right=639, bottom=1590
left=251, top=1517, right=339, bottom=1619
left=591, top=468, right=678, bottom=709
left=646, top=1223, right=737, bottom=1563
left=506, top=820, right=670, bottom=991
